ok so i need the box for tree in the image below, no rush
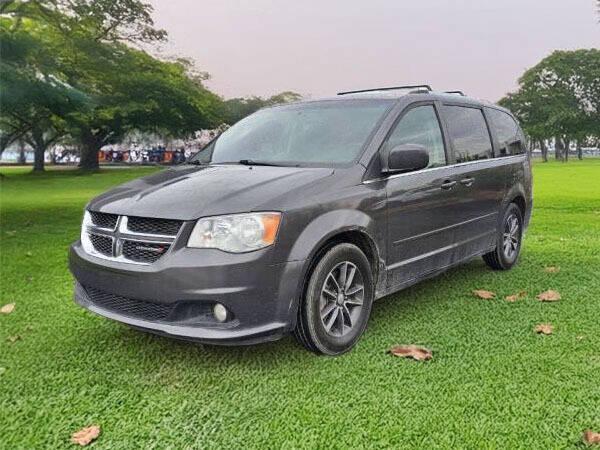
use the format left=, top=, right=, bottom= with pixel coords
left=61, top=39, right=222, bottom=169
left=1, top=0, right=166, bottom=44
left=220, top=91, right=302, bottom=124
left=499, top=49, right=600, bottom=162
left=1, top=0, right=222, bottom=170
left=0, top=12, right=89, bottom=170
left=6, top=0, right=172, bottom=170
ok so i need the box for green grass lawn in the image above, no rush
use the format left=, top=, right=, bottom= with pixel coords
left=1, top=161, right=599, bottom=449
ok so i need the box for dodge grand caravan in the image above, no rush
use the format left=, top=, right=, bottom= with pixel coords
left=70, top=85, right=532, bottom=355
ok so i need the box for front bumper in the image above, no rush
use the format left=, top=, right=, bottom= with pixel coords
left=69, top=242, right=306, bottom=345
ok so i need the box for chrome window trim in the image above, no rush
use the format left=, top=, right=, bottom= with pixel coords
left=362, top=154, right=526, bottom=184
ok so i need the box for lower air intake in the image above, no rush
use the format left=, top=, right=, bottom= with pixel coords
left=84, top=286, right=173, bottom=321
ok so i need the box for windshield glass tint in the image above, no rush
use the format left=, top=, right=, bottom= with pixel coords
left=201, top=101, right=392, bottom=165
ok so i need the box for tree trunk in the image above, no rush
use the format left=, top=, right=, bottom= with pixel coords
left=554, top=137, right=563, bottom=161
left=540, top=140, right=548, bottom=162
left=17, top=139, right=27, bottom=164
left=563, top=138, right=569, bottom=162
left=33, top=144, right=46, bottom=171
left=27, top=129, right=47, bottom=171
left=79, top=135, right=101, bottom=170
left=577, top=140, right=583, bottom=160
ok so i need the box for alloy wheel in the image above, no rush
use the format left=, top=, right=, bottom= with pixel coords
left=502, top=213, right=520, bottom=259
left=319, top=261, right=364, bottom=337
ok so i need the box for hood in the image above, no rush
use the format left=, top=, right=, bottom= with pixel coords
left=88, top=164, right=334, bottom=220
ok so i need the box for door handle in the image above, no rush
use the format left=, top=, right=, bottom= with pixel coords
left=460, top=177, right=475, bottom=187
left=441, top=180, right=457, bottom=190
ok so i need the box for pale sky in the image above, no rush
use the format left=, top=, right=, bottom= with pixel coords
left=149, top=0, right=599, bottom=102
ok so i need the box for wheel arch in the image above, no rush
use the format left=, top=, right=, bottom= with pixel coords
left=502, top=183, right=528, bottom=220
left=510, top=194, right=526, bottom=216
left=303, top=228, right=381, bottom=288
left=287, top=213, right=385, bottom=330
left=503, top=179, right=532, bottom=229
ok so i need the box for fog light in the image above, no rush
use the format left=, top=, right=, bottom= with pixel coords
left=213, top=303, right=228, bottom=322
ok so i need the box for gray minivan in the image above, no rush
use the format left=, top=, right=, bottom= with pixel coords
left=69, top=85, right=532, bottom=355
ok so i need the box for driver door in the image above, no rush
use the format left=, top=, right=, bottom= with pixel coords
left=384, top=102, right=464, bottom=288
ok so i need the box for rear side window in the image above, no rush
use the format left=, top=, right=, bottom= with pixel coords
left=383, top=105, right=446, bottom=168
left=443, top=106, right=493, bottom=163
left=486, top=108, right=524, bottom=156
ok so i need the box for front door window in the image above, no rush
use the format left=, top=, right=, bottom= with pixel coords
left=383, top=105, right=447, bottom=168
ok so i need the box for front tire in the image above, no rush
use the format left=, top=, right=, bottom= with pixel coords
left=294, top=243, right=374, bottom=355
left=483, top=203, right=523, bottom=270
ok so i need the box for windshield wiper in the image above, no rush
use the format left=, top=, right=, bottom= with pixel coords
left=237, top=159, right=297, bottom=167
left=186, top=160, right=208, bottom=166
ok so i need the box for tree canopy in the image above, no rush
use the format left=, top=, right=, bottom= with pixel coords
left=0, top=13, right=90, bottom=169
left=499, top=49, right=600, bottom=161
left=220, top=91, right=303, bottom=125
left=0, top=0, right=300, bottom=170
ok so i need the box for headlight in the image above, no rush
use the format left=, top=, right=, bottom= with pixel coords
left=187, top=212, right=281, bottom=253
left=80, top=210, right=95, bottom=254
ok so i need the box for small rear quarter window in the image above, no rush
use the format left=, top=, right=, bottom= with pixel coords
left=486, top=108, right=524, bottom=156
left=442, top=105, right=493, bottom=163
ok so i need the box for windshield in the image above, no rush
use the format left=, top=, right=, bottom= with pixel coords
left=191, top=100, right=392, bottom=166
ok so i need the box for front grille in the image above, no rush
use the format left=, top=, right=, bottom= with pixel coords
left=84, top=213, right=181, bottom=264
left=90, top=211, right=118, bottom=230
left=122, top=240, right=170, bottom=263
left=84, top=285, right=173, bottom=321
left=127, top=216, right=182, bottom=236
left=90, top=233, right=113, bottom=256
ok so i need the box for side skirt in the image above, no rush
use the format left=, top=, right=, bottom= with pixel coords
left=375, top=245, right=495, bottom=300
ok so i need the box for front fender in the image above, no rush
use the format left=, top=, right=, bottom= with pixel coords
left=280, top=208, right=386, bottom=329
left=287, top=209, right=381, bottom=262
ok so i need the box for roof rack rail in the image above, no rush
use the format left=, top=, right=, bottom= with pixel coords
left=337, top=84, right=432, bottom=96
left=444, top=90, right=465, bottom=96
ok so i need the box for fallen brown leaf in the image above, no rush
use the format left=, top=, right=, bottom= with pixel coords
left=583, top=430, right=600, bottom=445
left=534, top=323, right=554, bottom=335
left=6, top=335, right=21, bottom=343
left=472, top=289, right=495, bottom=299
left=505, top=291, right=527, bottom=302
left=536, top=290, right=561, bottom=302
left=389, top=345, right=432, bottom=361
left=71, top=425, right=100, bottom=446
left=1, top=303, right=15, bottom=314
left=544, top=266, right=560, bottom=273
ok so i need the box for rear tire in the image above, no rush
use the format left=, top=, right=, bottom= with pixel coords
left=483, top=203, right=523, bottom=270
left=294, top=243, right=374, bottom=355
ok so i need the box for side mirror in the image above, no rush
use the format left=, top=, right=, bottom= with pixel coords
left=384, top=144, right=429, bottom=173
